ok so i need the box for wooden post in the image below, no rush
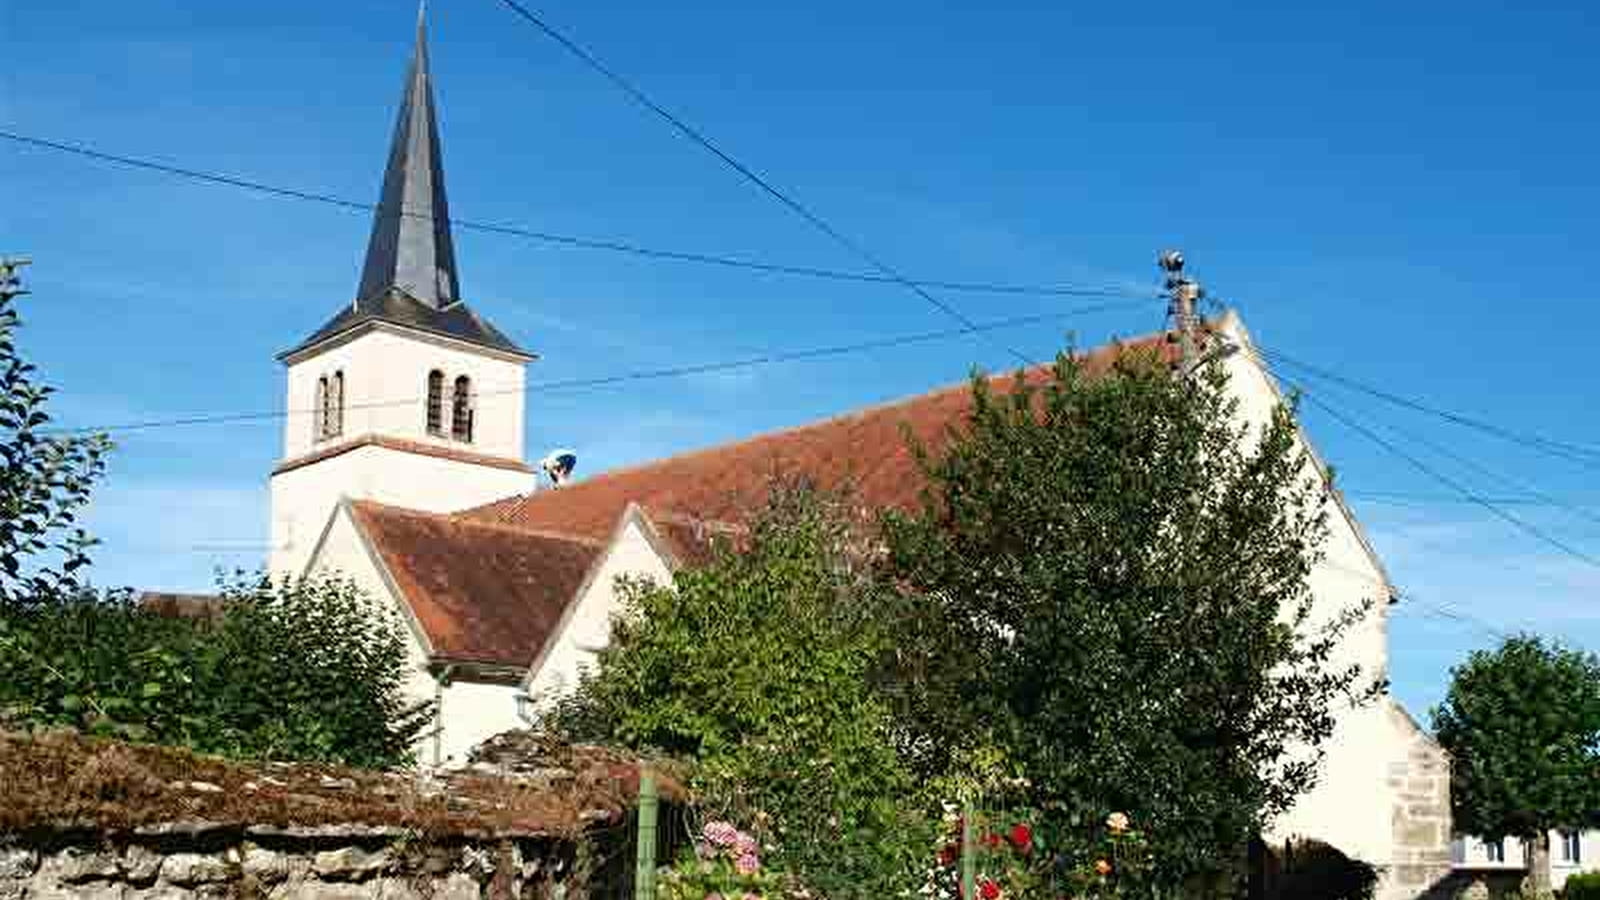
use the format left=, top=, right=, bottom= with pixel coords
left=961, top=796, right=976, bottom=900
left=635, top=771, right=659, bottom=900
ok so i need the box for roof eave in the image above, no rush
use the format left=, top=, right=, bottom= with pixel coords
left=277, top=316, right=537, bottom=366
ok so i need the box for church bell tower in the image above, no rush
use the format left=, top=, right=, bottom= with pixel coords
left=268, top=9, right=535, bottom=576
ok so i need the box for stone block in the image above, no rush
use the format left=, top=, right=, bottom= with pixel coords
left=40, top=847, right=121, bottom=883
left=243, top=846, right=292, bottom=883
left=122, top=846, right=163, bottom=884
left=1398, top=821, right=1441, bottom=849
left=160, top=852, right=233, bottom=886
left=434, top=872, right=480, bottom=900
left=0, top=847, right=34, bottom=900
left=375, top=877, right=431, bottom=899
left=29, top=880, right=128, bottom=900
left=313, top=847, right=393, bottom=880
left=271, top=881, right=379, bottom=900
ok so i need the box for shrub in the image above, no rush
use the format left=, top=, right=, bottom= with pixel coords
left=1271, top=838, right=1378, bottom=900
left=0, top=573, right=432, bottom=768
left=1564, top=871, right=1600, bottom=900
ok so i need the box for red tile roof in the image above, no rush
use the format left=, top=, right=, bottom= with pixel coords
left=353, top=332, right=1177, bottom=669
left=460, top=334, right=1175, bottom=540
left=350, top=500, right=605, bottom=667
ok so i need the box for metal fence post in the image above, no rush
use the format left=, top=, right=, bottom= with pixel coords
left=635, top=771, right=659, bottom=900
left=961, top=796, right=976, bottom=900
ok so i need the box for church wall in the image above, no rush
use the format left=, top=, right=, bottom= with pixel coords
left=433, top=679, right=523, bottom=768
left=282, top=326, right=526, bottom=464
left=1216, top=314, right=1432, bottom=874
left=269, top=444, right=530, bottom=576
left=302, top=504, right=521, bottom=768
left=522, top=513, right=674, bottom=710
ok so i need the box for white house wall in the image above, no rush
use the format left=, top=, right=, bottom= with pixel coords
left=304, top=502, right=524, bottom=768
left=523, top=514, right=675, bottom=709
left=1455, top=831, right=1600, bottom=889
left=1216, top=313, right=1449, bottom=895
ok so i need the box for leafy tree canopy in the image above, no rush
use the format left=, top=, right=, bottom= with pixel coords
left=0, top=267, right=429, bottom=769
left=882, top=347, right=1380, bottom=889
left=545, top=485, right=935, bottom=899
left=0, top=267, right=111, bottom=604
left=1433, top=634, right=1600, bottom=840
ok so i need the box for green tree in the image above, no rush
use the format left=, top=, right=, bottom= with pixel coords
left=0, top=259, right=111, bottom=606
left=0, top=264, right=429, bottom=768
left=193, top=572, right=435, bottom=768
left=882, top=347, right=1380, bottom=893
left=1432, top=635, right=1600, bottom=897
left=547, top=485, right=935, bottom=898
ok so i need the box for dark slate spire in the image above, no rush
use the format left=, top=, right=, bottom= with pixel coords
left=282, top=5, right=530, bottom=361
left=356, top=4, right=458, bottom=310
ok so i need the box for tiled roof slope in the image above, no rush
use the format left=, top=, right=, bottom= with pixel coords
left=459, top=333, right=1175, bottom=539
left=350, top=500, right=605, bottom=667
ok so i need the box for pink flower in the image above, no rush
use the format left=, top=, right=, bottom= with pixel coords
left=735, top=852, right=761, bottom=874
left=703, top=821, right=741, bottom=848
left=735, top=833, right=760, bottom=857
left=705, top=894, right=724, bottom=900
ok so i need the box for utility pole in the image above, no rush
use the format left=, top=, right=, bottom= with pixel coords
left=0, top=257, right=31, bottom=302
left=1159, top=249, right=1202, bottom=371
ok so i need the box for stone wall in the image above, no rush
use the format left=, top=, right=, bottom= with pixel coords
left=0, top=824, right=578, bottom=899
left=1382, top=701, right=1455, bottom=900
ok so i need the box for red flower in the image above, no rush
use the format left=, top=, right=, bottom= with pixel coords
left=982, top=832, right=1003, bottom=849
left=979, top=878, right=1002, bottom=900
left=1008, top=823, right=1033, bottom=853
left=937, top=842, right=959, bottom=866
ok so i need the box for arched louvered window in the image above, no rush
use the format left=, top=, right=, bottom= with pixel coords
left=329, top=370, right=344, bottom=438
left=314, top=376, right=329, bottom=442
left=451, top=375, right=473, bottom=443
left=425, top=370, right=445, bottom=436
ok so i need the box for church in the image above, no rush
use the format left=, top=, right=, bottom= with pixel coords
left=266, top=13, right=1451, bottom=898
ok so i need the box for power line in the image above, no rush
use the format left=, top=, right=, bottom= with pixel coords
left=0, top=129, right=1151, bottom=302
left=1271, top=352, right=1600, bottom=529
left=1288, top=381, right=1600, bottom=572
left=1345, top=490, right=1600, bottom=509
left=491, top=0, right=1035, bottom=366
left=44, top=300, right=1145, bottom=436
left=1258, top=344, right=1600, bottom=471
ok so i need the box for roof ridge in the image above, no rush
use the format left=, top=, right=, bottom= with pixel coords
left=352, top=499, right=607, bottom=548
left=517, top=330, right=1166, bottom=501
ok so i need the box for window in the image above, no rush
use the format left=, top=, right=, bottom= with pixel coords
left=425, top=370, right=445, bottom=436
left=1451, top=839, right=1465, bottom=865
left=314, top=376, right=328, bottom=441
left=329, top=370, right=344, bottom=438
left=1563, top=832, right=1581, bottom=864
left=314, top=371, right=344, bottom=441
left=1486, top=839, right=1505, bottom=863
left=451, top=375, right=473, bottom=442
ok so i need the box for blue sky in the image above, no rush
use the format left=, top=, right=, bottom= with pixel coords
left=4, top=0, right=1597, bottom=720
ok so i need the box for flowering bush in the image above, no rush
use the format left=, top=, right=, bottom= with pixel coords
left=659, top=820, right=787, bottom=900
left=926, top=808, right=1150, bottom=900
